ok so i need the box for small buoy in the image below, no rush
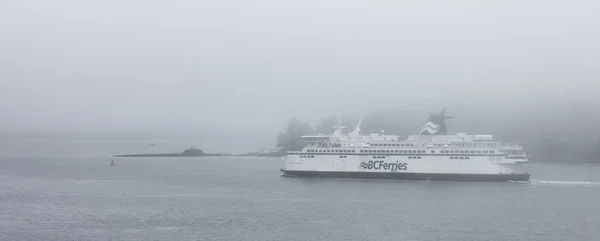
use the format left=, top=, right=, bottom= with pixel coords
left=110, top=160, right=115, bottom=166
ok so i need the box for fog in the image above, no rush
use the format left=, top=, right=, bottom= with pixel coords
left=1, top=0, right=599, bottom=141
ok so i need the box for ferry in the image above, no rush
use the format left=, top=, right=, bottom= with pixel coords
left=280, top=108, right=530, bottom=182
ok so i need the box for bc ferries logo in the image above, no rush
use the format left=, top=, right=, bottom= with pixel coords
left=360, top=161, right=408, bottom=171
left=419, top=107, right=453, bottom=135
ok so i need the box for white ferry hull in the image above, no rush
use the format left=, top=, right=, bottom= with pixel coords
left=281, top=155, right=530, bottom=182
left=281, top=170, right=530, bottom=182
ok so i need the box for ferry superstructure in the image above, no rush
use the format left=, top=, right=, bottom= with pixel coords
left=280, top=108, right=530, bottom=182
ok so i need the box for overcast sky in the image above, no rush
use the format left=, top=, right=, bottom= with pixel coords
left=1, top=0, right=599, bottom=136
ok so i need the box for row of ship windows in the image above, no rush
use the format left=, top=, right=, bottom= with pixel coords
left=306, top=149, right=495, bottom=154
left=362, top=149, right=427, bottom=154
left=442, top=150, right=494, bottom=154
left=305, top=155, right=472, bottom=160
left=370, top=143, right=415, bottom=147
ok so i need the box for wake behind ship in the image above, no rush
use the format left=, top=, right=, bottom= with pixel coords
left=280, top=108, right=530, bottom=182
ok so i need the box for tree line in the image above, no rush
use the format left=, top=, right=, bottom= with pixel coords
left=275, top=109, right=600, bottom=162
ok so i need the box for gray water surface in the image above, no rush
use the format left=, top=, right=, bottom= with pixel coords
left=1, top=140, right=599, bottom=241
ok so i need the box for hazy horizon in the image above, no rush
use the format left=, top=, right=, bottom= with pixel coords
left=2, top=0, right=599, bottom=136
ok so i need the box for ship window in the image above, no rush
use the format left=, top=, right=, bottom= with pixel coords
left=450, top=150, right=455, bottom=153
left=459, top=150, right=464, bottom=154
left=470, top=150, right=475, bottom=154
left=395, top=150, right=399, bottom=153
left=465, top=157, right=470, bottom=159
left=489, top=150, right=494, bottom=154
left=408, top=156, right=412, bottom=159
left=476, top=151, right=482, bottom=154
left=460, top=157, right=464, bottom=159
left=450, top=157, right=454, bottom=159
left=431, top=150, right=435, bottom=153
left=417, top=156, right=421, bottom=159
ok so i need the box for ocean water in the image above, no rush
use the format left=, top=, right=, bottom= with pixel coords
left=1, top=140, right=599, bottom=241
